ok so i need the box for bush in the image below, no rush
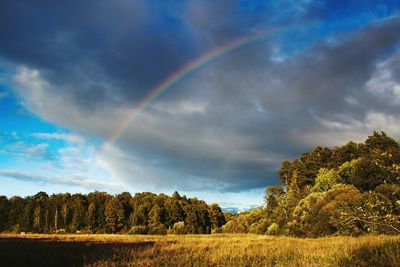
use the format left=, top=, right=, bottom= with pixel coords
left=221, top=220, right=247, bottom=233
left=148, top=224, right=167, bottom=235
left=266, top=223, right=280, bottom=235
left=211, top=227, right=222, bottom=234
left=128, top=225, right=149, bottom=235
left=248, top=219, right=270, bottom=234
left=172, top=221, right=186, bottom=235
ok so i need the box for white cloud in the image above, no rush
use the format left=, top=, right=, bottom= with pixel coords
left=303, top=111, right=400, bottom=147
left=32, top=132, right=84, bottom=144
left=0, top=169, right=122, bottom=191
left=0, top=141, right=54, bottom=162
left=96, top=144, right=167, bottom=191
left=366, top=54, right=400, bottom=105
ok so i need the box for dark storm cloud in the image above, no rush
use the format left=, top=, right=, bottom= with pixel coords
left=0, top=0, right=320, bottom=110
left=114, top=17, right=400, bottom=190
left=0, top=0, right=199, bottom=109
left=2, top=1, right=400, bottom=192
left=0, top=0, right=396, bottom=109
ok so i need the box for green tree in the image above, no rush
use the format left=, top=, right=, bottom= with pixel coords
left=32, top=192, right=49, bottom=232
left=70, top=194, right=86, bottom=232
left=117, top=192, right=133, bottom=227
left=0, top=196, right=9, bottom=232
left=184, top=199, right=211, bottom=234
left=147, top=203, right=167, bottom=236
left=164, top=198, right=184, bottom=228
left=87, top=202, right=97, bottom=232
left=375, top=183, right=400, bottom=214
left=365, top=131, right=398, bottom=151
left=148, top=204, right=162, bottom=226
left=7, top=196, right=24, bottom=232
left=208, top=203, right=226, bottom=229
left=105, top=197, right=124, bottom=233
left=319, top=184, right=364, bottom=236
left=333, top=141, right=360, bottom=166
left=293, top=191, right=327, bottom=236
left=349, top=158, right=388, bottom=191
left=312, top=168, right=342, bottom=192
left=356, top=192, right=399, bottom=234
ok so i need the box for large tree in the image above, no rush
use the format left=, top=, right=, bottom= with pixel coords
left=105, top=197, right=125, bottom=233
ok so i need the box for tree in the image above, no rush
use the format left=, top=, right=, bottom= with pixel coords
left=0, top=190, right=223, bottom=235
left=105, top=197, right=124, bottom=233
left=164, top=198, right=184, bottom=228
left=184, top=199, right=211, bottom=234
left=264, top=185, right=284, bottom=221
left=333, top=141, right=360, bottom=166
left=338, top=158, right=360, bottom=184
left=365, top=131, right=398, bottom=151
left=4, top=196, right=26, bottom=232
left=0, top=196, right=9, bottom=232
left=349, top=158, right=388, bottom=191
left=87, top=191, right=110, bottom=230
left=357, top=192, right=399, bottom=234
left=208, top=203, right=226, bottom=229
left=261, top=131, right=400, bottom=237
left=375, top=183, right=400, bottom=214
left=87, top=202, right=97, bottom=232
left=32, top=192, right=49, bottom=232
left=117, top=192, right=133, bottom=227
left=172, top=191, right=182, bottom=200
left=312, top=168, right=342, bottom=192
left=293, top=191, right=327, bottom=236
left=148, top=205, right=162, bottom=226
left=147, top=204, right=167, bottom=235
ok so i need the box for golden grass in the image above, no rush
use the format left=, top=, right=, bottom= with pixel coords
left=1, top=233, right=399, bottom=266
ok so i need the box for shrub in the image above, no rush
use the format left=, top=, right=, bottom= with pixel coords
left=266, top=223, right=280, bottom=235
left=172, top=221, right=186, bottom=235
left=128, top=225, right=149, bottom=235
left=221, top=220, right=247, bottom=233
left=211, top=227, right=222, bottom=234
left=148, top=224, right=167, bottom=235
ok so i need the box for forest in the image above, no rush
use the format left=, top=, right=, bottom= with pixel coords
left=0, top=131, right=399, bottom=236
left=0, top=191, right=225, bottom=235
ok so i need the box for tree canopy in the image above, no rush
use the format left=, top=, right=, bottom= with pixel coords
left=223, top=132, right=400, bottom=236
left=0, top=191, right=225, bottom=235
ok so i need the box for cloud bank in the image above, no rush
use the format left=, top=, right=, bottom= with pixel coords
left=1, top=1, right=400, bottom=194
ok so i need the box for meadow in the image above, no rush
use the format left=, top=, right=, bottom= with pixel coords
left=0, top=234, right=399, bottom=266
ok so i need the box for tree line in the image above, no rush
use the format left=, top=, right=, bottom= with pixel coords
left=1, top=131, right=399, bottom=237
left=0, top=191, right=226, bottom=234
left=223, top=132, right=400, bottom=236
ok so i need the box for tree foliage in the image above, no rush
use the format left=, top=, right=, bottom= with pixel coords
left=0, top=191, right=223, bottom=235
left=225, top=132, right=400, bottom=236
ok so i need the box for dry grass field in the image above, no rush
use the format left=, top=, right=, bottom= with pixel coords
left=0, top=234, right=399, bottom=266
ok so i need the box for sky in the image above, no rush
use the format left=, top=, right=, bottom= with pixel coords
left=1, top=0, right=400, bottom=211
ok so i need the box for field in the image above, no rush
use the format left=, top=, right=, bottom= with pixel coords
left=0, top=234, right=399, bottom=266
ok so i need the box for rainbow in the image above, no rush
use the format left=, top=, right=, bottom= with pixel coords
left=106, top=28, right=279, bottom=146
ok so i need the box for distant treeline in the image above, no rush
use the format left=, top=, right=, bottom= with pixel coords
left=224, top=132, right=400, bottom=236
left=2, top=132, right=400, bottom=237
left=0, top=191, right=226, bottom=234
